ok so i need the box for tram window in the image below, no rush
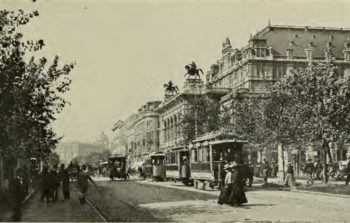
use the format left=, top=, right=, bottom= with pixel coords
left=198, top=148, right=202, bottom=162
left=191, top=149, right=198, bottom=162
left=203, top=147, right=209, bottom=162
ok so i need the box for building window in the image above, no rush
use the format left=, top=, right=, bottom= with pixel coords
left=344, top=50, right=350, bottom=61
left=256, top=48, right=266, bottom=58
left=306, top=49, right=313, bottom=61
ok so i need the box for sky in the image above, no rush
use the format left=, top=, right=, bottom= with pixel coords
left=2, top=0, right=350, bottom=142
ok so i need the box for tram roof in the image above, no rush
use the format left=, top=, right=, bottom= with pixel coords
left=192, top=131, right=242, bottom=143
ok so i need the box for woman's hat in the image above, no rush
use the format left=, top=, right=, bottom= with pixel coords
left=224, top=164, right=230, bottom=170
left=230, top=162, right=238, bottom=168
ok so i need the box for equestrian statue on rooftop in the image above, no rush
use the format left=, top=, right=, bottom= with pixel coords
left=163, top=80, right=179, bottom=95
left=184, top=61, right=203, bottom=79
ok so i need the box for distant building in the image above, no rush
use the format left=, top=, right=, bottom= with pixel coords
left=55, top=141, right=105, bottom=165
left=132, top=101, right=162, bottom=165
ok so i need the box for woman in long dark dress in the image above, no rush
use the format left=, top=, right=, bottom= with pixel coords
left=229, top=162, right=248, bottom=206
left=217, top=164, right=232, bottom=205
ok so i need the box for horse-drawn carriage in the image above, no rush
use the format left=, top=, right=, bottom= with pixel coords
left=108, top=155, right=128, bottom=181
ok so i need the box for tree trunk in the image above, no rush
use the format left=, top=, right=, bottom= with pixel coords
left=281, top=144, right=286, bottom=180
left=325, top=142, right=332, bottom=163
left=0, top=156, right=3, bottom=189
left=322, top=141, right=328, bottom=185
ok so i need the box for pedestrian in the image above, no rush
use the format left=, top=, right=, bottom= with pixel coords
left=21, top=166, right=29, bottom=196
left=217, top=164, right=232, bottom=205
left=305, top=159, right=314, bottom=185
left=272, top=162, right=278, bottom=178
left=9, top=168, right=24, bottom=221
left=345, top=157, right=350, bottom=185
left=59, top=164, right=70, bottom=200
left=284, top=162, right=296, bottom=188
left=77, top=164, right=97, bottom=204
left=247, top=161, right=254, bottom=187
left=40, top=166, right=51, bottom=203
left=49, top=165, right=60, bottom=202
left=261, top=159, right=271, bottom=184
left=228, top=162, right=248, bottom=206
left=218, top=160, right=227, bottom=189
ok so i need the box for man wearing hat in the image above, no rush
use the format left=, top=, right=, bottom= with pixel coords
left=284, top=162, right=295, bottom=187
left=345, top=156, right=350, bottom=185
left=305, top=159, right=315, bottom=185
left=49, top=165, right=60, bottom=202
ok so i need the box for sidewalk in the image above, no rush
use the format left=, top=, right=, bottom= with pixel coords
left=4, top=186, right=102, bottom=222
left=0, top=187, right=36, bottom=221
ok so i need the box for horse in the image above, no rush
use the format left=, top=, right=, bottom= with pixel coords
left=184, top=62, right=203, bottom=79
left=163, top=81, right=179, bottom=95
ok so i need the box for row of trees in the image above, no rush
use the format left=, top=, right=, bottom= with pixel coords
left=182, top=59, right=350, bottom=183
left=0, top=9, right=74, bottom=180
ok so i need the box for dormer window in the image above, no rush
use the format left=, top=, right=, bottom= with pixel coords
left=305, top=49, right=313, bottom=61
left=256, top=48, right=266, bottom=57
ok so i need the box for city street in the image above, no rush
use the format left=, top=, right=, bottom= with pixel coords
left=8, top=179, right=350, bottom=221
left=87, top=180, right=350, bottom=222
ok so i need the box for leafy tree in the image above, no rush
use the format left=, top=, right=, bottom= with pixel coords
left=281, top=59, right=350, bottom=183
left=181, top=94, right=221, bottom=144
left=0, top=9, right=74, bottom=171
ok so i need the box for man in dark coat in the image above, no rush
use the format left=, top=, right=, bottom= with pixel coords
left=21, top=166, right=29, bottom=196
left=261, top=159, right=271, bottom=184
left=10, top=168, right=24, bottom=221
left=59, top=164, right=70, bottom=200
left=40, top=166, right=51, bottom=202
left=77, top=165, right=96, bottom=204
left=345, top=157, right=350, bottom=185
left=49, top=165, right=60, bottom=202
left=305, top=159, right=315, bottom=185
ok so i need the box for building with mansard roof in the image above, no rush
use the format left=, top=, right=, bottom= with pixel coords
left=206, top=24, right=350, bottom=173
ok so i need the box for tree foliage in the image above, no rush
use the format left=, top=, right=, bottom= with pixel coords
left=0, top=9, right=74, bottom=163
left=181, top=94, right=221, bottom=144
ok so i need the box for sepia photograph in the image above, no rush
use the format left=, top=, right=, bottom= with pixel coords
left=1, top=0, right=350, bottom=222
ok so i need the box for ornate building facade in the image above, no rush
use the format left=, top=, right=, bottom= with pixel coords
left=206, top=24, right=350, bottom=173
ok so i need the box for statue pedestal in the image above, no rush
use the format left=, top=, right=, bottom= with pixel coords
left=183, top=78, right=204, bottom=94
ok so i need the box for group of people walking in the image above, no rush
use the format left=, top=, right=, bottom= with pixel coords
left=218, top=162, right=248, bottom=207
left=40, top=164, right=70, bottom=202
left=40, top=164, right=96, bottom=204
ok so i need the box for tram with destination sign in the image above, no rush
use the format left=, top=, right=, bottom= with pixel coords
left=164, top=149, right=192, bottom=185
left=188, top=132, right=246, bottom=190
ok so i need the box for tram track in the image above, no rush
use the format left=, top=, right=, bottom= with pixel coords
left=73, top=187, right=108, bottom=223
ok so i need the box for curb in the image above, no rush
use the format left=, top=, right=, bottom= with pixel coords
left=291, top=189, right=350, bottom=199
left=139, top=180, right=350, bottom=199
